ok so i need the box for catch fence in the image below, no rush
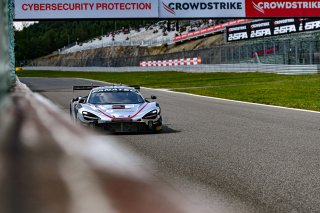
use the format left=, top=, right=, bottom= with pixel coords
left=29, top=38, right=320, bottom=68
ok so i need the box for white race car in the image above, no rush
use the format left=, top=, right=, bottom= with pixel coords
left=70, top=85, right=162, bottom=133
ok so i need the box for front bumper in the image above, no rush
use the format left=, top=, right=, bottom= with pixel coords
left=85, top=117, right=162, bottom=133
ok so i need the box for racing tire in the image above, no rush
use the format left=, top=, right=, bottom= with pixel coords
left=154, top=125, right=162, bottom=133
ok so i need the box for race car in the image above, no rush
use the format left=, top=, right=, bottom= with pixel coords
left=70, top=85, right=162, bottom=133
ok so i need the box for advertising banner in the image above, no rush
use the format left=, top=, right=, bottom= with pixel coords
left=245, top=0, right=320, bottom=17
left=173, top=19, right=250, bottom=41
left=160, top=0, right=245, bottom=18
left=14, top=0, right=158, bottom=19
left=14, top=0, right=320, bottom=20
left=226, top=18, right=320, bottom=42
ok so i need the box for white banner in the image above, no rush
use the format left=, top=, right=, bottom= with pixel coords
left=160, top=0, right=245, bottom=18
left=14, top=0, right=158, bottom=19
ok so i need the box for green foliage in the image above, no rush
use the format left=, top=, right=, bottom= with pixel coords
left=15, top=20, right=157, bottom=62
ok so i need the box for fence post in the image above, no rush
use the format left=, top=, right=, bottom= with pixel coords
left=273, top=42, right=276, bottom=64
left=295, top=41, right=298, bottom=64
left=263, top=42, right=266, bottom=59
left=309, top=42, right=313, bottom=64
left=231, top=46, right=234, bottom=63
left=283, top=41, right=287, bottom=64
left=220, top=46, right=222, bottom=64
left=246, top=46, right=249, bottom=62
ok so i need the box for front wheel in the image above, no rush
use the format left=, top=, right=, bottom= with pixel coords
left=153, top=116, right=162, bottom=133
left=154, top=125, right=162, bottom=133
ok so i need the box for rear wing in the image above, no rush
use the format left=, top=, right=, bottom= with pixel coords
left=73, top=85, right=140, bottom=91
left=129, top=85, right=140, bottom=91
left=73, top=85, right=100, bottom=91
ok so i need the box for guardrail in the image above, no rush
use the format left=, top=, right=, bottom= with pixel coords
left=23, top=64, right=320, bottom=74
left=0, top=79, right=194, bottom=213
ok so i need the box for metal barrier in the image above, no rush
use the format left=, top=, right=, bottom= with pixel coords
left=23, top=64, right=320, bottom=74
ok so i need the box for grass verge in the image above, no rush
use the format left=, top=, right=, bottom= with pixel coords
left=17, top=70, right=320, bottom=111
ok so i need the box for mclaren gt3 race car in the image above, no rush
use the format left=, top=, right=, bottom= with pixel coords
left=70, top=85, right=162, bottom=133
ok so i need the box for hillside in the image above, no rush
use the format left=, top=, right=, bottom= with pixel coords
left=30, top=34, right=225, bottom=66
left=15, top=20, right=158, bottom=62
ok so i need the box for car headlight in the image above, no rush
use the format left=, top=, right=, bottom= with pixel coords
left=143, top=109, right=158, bottom=119
left=82, top=111, right=100, bottom=121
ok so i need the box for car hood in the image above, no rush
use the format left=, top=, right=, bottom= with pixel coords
left=94, top=103, right=146, bottom=118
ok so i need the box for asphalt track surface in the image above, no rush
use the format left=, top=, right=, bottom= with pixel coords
left=21, top=77, right=320, bottom=213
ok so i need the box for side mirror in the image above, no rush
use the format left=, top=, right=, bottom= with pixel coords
left=78, top=97, right=86, bottom=103
left=151, top=95, right=157, bottom=100
left=73, top=96, right=86, bottom=103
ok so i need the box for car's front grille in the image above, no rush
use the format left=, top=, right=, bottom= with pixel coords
left=103, top=122, right=148, bottom=132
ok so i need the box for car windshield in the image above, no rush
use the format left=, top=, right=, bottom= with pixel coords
left=88, top=90, right=144, bottom=104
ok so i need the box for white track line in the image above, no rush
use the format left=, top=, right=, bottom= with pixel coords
left=148, top=88, right=320, bottom=114
left=76, top=78, right=320, bottom=114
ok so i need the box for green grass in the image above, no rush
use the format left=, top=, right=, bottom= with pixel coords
left=17, top=70, right=320, bottom=111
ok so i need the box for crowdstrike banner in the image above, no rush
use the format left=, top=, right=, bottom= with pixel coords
left=160, top=0, right=245, bottom=18
left=14, top=0, right=158, bottom=19
left=246, top=0, right=320, bottom=17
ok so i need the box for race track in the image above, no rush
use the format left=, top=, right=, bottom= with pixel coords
left=21, top=77, right=320, bottom=213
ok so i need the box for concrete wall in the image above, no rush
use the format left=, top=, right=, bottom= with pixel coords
left=0, top=0, right=9, bottom=100
left=24, top=64, right=320, bottom=75
left=0, top=79, right=192, bottom=213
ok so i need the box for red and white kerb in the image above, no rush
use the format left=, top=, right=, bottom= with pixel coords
left=140, top=57, right=202, bottom=67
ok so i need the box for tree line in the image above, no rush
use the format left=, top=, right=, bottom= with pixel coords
left=15, top=20, right=156, bottom=63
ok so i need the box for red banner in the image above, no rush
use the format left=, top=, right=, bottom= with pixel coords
left=173, top=19, right=250, bottom=42
left=246, top=0, right=320, bottom=17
